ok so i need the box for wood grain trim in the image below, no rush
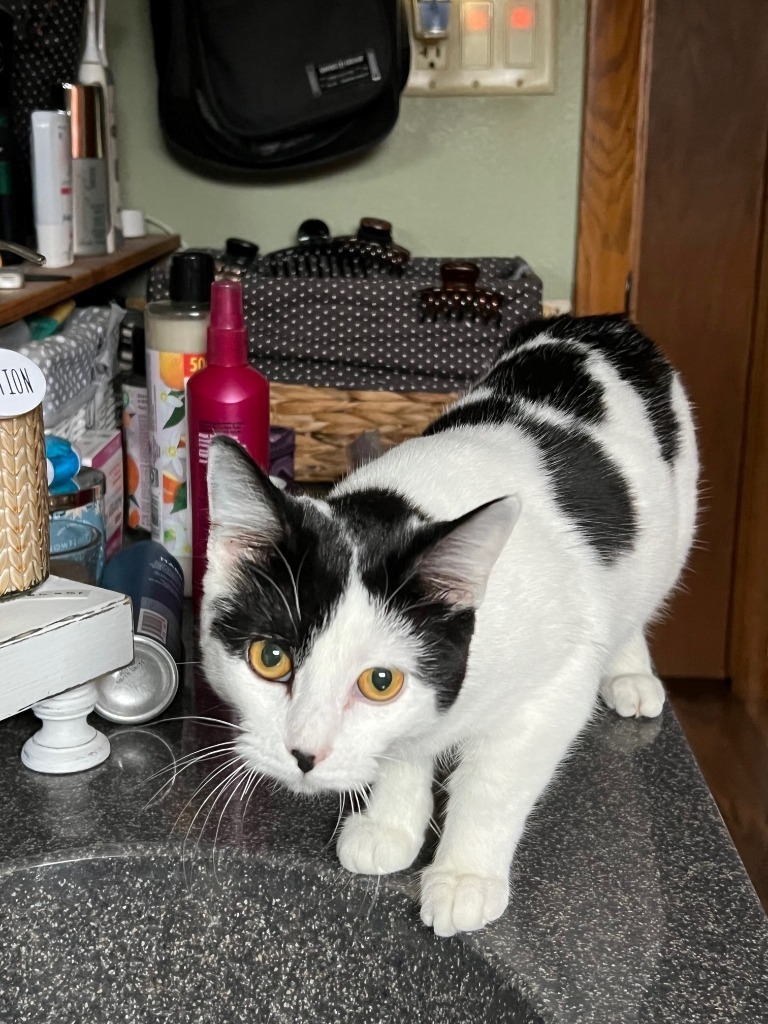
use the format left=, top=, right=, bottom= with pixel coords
left=0, top=235, right=181, bottom=326
left=632, top=0, right=768, bottom=678
left=730, top=159, right=768, bottom=700
left=573, top=0, right=644, bottom=315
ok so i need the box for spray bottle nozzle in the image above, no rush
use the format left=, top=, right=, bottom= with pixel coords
left=207, top=279, right=248, bottom=366
left=210, top=279, right=244, bottom=330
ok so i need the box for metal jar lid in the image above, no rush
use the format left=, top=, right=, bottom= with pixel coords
left=48, top=466, right=105, bottom=513
left=93, top=635, right=178, bottom=724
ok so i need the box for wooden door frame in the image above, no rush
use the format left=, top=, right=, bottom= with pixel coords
left=573, top=0, right=646, bottom=317
left=574, top=0, right=768, bottom=698
left=729, top=180, right=768, bottom=700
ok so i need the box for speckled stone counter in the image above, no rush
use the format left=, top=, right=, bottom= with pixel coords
left=1, top=652, right=766, bottom=1022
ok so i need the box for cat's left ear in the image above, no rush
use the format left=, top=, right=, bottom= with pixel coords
left=415, top=496, right=521, bottom=609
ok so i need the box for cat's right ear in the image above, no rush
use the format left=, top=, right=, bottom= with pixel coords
left=206, top=435, right=286, bottom=555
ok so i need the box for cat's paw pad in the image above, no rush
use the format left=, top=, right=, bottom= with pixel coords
left=600, top=673, right=665, bottom=718
left=337, top=815, right=421, bottom=876
left=420, top=868, right=509, bottom=937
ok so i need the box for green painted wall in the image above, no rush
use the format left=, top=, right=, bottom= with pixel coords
left=107, top=1, right=586, bottom=299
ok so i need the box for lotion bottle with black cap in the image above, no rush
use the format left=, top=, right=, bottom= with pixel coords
left=145, top=249, right=215, bottom=594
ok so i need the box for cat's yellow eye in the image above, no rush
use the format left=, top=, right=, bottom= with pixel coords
left=248, top=640, right=293, bottom=682
left=357, top=667, right=404, bottom=703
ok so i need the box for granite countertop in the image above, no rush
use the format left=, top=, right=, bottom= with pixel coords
left=1, top=630, right=767, bottom=1022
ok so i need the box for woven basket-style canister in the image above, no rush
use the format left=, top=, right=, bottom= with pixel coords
left=0, top=350, right=50, bottom=599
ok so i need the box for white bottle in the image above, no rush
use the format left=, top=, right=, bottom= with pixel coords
left=30, top=111, right=73, bottom=268
left=145, top=250, right=215, bottom=595
left=78, top=0, right=121, bottom=253
left=64, top=83, right=108, bottom=257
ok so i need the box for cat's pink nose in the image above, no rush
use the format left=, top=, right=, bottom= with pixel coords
left=291, top=749, right=316, bottom=774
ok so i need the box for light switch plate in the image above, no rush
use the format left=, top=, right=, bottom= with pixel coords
left=405, top=0, right=556, bottom=96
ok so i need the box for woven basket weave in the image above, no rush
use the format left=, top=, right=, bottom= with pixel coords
left=270, top=383, right=455, bottom=481
left=0, top=406, right=50, bottom=598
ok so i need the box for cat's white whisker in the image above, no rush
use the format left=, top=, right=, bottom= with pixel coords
left=364, top=873, right=382, bottom=920
left=381, top=567, right=418, bottom=612
left=186, top=760, right=248, bottom=872
left=175, top=755, right=243, bottom=868
left=271, top=542, right=303, bottom=623
left=147, top=741, right=238, bottom=783
left=143, top=743, right=240, bottom=809
left=323, top=792, right=347, bottom=851
left=212, top=765, right=252, bottom=878
left=427, top=814, right=443, bottom=839
left=156, top=714, right=245, bottom=732
left=241, top=768, right=266, bottom=819
left=249, top=564, right=299, bottom=631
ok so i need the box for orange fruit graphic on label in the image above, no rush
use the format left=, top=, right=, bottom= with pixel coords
left=126, top=454, right=140, bottom=496
left=159, top=351, right=185, bottom=390
left=163, top=472, right=183, bottom=505
left=127, top=508, right=141, bottom=529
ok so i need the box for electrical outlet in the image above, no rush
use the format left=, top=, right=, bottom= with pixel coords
left=414, top=41, right=449, bottom=71
left=406, top=0, right=556, bottom=96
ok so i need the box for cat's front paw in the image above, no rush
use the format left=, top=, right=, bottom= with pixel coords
left=337, top=814, right=422, bottom=876
left=420, top=867, right=509, bottom=937
left=600, top=673, right=665, bottom=718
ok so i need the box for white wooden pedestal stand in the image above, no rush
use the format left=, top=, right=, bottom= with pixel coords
left=21, top=682, right=111, bottom=773
left=1, top=577, right=133, bottom=774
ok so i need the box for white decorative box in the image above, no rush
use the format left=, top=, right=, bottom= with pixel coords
left=0, top=576, right=133, bottom=721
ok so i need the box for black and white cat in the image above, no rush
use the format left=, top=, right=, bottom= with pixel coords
left=200, top=314, right=698, bottom=938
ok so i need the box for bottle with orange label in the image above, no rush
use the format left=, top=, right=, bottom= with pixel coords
left=145, top=250, right=215, bottom=595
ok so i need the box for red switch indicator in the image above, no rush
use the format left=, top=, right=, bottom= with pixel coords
left=506, top=1, right=535, bottom=67
left=509, top=4, right=535, bottom=31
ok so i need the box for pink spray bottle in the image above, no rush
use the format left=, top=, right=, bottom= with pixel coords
left=187, top=279, right=270, bottom=612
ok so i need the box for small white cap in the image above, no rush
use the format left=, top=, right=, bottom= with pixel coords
left=121, top=209, right=146, bottom=238
left=35, top=224, right=73, bottom=268
left=0, top=269, right=25, bottom=290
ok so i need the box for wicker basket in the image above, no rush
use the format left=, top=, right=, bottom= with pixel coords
left=270, top=383, right=456, bottom=481
left=268, top=302, right=564, bottom=481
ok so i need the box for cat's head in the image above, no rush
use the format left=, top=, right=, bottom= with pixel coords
left=200, top=437, right=518, bottom=796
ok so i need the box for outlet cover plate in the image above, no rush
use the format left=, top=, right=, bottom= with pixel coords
left=406, top=0, right=556, bottom=96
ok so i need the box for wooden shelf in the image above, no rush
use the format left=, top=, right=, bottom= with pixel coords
left=0, top=234, right=181, bottom=327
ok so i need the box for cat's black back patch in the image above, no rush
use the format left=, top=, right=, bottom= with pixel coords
left=485, top=343, right=606, bottom=422
left=441, top=314, right=680, bottom=463
left=519, top=418, right=637, bottom=560
left=208, top=499, right=352, bottom=668
left=423, top=393, right=514, bottom=435
left=503, top=314, right=680, bottom=462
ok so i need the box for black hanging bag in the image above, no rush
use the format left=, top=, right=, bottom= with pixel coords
left=150, top=0, right=411, bottom=176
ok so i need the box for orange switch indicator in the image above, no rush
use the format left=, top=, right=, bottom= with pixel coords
left=506, top=0, right=535, bottom=67
left=461, top=2, right=493, bottom=68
